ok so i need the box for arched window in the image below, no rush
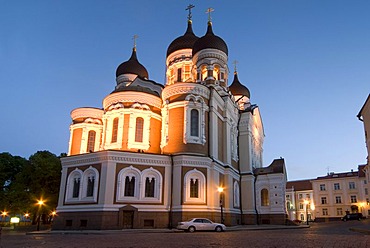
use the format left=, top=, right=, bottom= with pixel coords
left=261, top=188, right=269, bottom=206
left=117, top=166, right=141, bottom=201
left=65, top=169, right=83, bottom=202
left=73, top=177, right=81, bottom=198
left=81, top=167, right=99, bottom=202
left=145, top=177, right=155, bottom=197
left=135, top=117, right=144, bottom=142
left=190, top=109, right=199, bottom=137
left=124, top=176, right=135, bottom=197
left=177, top=68, right=182, bottom=82
left=111, top=117, right=119, bottom=143
left=86, top=175, right=95, bottom=197
left=184, top=169, right=206, bottom=203
left=86, top=130, right=96, bottom=152
left=190, top=178, right=199, bottom=198
left=141, top=167, right=162, bottom=202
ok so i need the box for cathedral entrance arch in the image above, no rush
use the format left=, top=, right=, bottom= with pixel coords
left=119, top=205, right=138, bottom=229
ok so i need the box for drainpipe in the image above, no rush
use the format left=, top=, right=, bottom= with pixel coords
left=168, top=154, right=174, bottom=229
left=237, top=108, right=243, bottom=224
left=254, top=175, right=259, bottom=225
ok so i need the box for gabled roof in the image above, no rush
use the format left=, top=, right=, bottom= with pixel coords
left=286, top=179, right=313, bottom=191
left=254, top=158, right=285, bottom=175
left=357, top=94, right=370, bottom=120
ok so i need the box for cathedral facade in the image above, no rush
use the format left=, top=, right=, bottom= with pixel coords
left=54, top=13, right=287, bottom=230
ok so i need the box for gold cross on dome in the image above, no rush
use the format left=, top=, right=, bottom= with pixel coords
left=132, top=34, right=139, bottom=48
left=233, top=60, right=239, bottom=73
left=206, top=7, right=214, bottom=22
left=186, top=4, right=195, bottom=21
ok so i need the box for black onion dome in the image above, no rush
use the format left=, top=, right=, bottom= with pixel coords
left=116, top=48, right=149, bottom=79
left=166, top=21, right=199, bottom=57
left=192, top=22, right=228, bottom=56
left=229, top=72, right=250, bottom=98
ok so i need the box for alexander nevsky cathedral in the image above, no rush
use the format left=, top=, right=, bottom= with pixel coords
left=53, top=6, right=287, bottom=230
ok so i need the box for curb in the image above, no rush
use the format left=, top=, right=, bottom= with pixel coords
left=349, top=227, right=370, bottom=235
left=24, top=225, right=309, bottom=235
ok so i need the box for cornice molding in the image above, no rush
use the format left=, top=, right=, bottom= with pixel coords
left=162, top=83, right=210, bottom=101
left=103, top=92, right=162, bottom=110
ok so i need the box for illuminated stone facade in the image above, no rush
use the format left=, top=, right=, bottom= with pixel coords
left=54, top=15, right=287, bottom=230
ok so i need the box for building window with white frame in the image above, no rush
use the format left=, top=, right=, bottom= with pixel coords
left=183, top=95, right=208, bottom=145
left=87, top=130, right=96, bottom=152
left=124, top=176, right=136, bottom=197
left=322, top=208, right=328, bottom=216
left=135, top=117, right=144, bottom=142
left=349, top=182, right=356, bottom=189
left=365, top=188, right=368, bottom=195
left=73, top=177, right=80, bottom=198
left=350, top=195, right=357, bottom=203
left=86, top=175, right=95, bottom=197
left=144, top=177, right=155, bottom=197
left=299, top=203, right=304, bottom=210
left=320, top=184, right=326, bottom=191
left=116, top=166, right=141, bottom=201
left=127, top=103, right=151, bottom=150
left=334, top=183, right=340, bottom=190
left=65, top=169, right=83, bottom=202
left=111, top=117, right=119, bottom=143
left=183, top=169, right=206, bottom=204
left=335, top=196, right=342, bottom=204
left=337, top=208, right=343, bottom=216
left=190, top=109, right=199, bottom=137
left=81, top=167, right=99, bottom=202
left=321, top=197, right=327, bottom=204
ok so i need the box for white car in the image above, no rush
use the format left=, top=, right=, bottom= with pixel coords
left=177, top=218, right=226, bottom=232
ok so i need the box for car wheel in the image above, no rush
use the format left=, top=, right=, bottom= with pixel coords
left=343, top=218, right=347, bottom=222
left=188, top=226, right=196, bottom=233
left=215, top=226, right=223, bottom=232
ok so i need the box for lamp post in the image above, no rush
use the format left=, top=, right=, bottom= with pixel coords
left=218, top=187, right=224, bottom=224
left=36, top=199, right=44, bottom=231
left=304, top=200, right=309, bottom=225
left=1, top=211, right=8, bottom=224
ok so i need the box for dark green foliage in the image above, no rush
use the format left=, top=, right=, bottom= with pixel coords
left=0, top=151, right=62, bottom=218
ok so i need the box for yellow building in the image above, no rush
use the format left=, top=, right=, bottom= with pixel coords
left=358, top=94, right=370, bottom=214
left=53, top=9, right=287, bottom=230
left=311, top=166, right=368, bottom=221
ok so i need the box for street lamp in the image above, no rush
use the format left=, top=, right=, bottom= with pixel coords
left=1, top=211, right=8, bottom=224
left=303, top=200, right=309, bottom=225
left=36, top=199, right=45, bottom=231
left=218, top=187, right=224, bottom=224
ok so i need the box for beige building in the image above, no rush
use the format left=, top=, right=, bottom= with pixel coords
left=358, top=94, right=370, bottom=212
left=53, top=9, right=287, bottom=230
left=286, top=180, right=315, bottom=222
left=311, top=166, right=368, bottom=221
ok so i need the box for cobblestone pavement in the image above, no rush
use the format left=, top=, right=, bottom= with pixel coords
left=1, top=220, right=369, bottom=248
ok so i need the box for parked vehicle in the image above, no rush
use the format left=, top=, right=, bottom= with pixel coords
left=341, top=213, right=364, bottom=221
left=177, top=218, right=226, bottom=232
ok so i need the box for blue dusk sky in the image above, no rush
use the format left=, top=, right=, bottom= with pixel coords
left=1, top=1, right=369, bottom=181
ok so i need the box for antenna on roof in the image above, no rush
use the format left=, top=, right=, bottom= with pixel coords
left=326, top=166, right=330, bottom=175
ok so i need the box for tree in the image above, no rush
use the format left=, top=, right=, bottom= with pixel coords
left=0, top=153, right=28, bottom=211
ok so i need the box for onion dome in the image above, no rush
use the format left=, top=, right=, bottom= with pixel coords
left=167, top=20, right=199, bottom=57
left=229, top=72, right=250, bottom=98
left=116, top=48, right=149, bottom=79
left=192, top=21, right=228, bottom=56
